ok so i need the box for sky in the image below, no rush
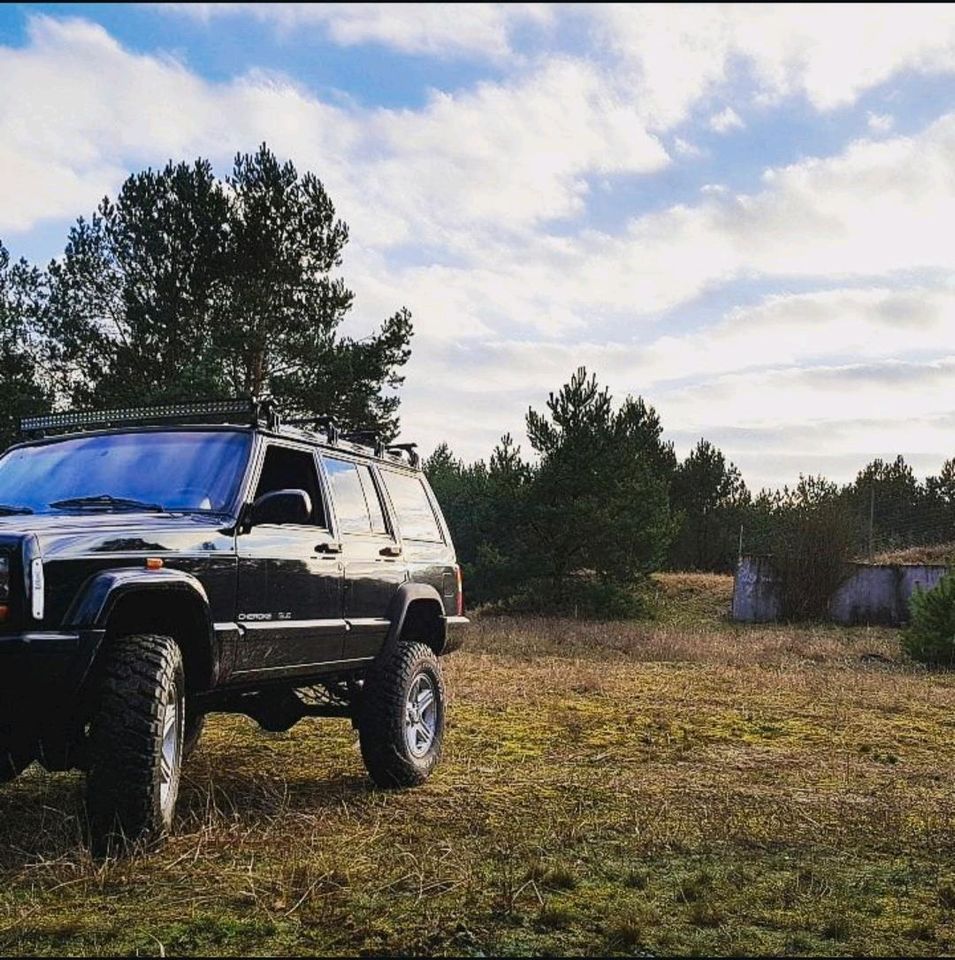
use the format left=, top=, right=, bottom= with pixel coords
left=1, top=3, right=954, bottom=490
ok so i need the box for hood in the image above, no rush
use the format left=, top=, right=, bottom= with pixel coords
left=0, top=511, right=235, bottom=559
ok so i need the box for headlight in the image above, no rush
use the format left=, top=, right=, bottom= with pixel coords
left=0, top=556, right=9, bottom=602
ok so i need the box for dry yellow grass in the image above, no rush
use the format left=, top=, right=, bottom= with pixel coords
left=871, top=542, right=955, bottom=566
left=1, top=578, right=954, bottom=956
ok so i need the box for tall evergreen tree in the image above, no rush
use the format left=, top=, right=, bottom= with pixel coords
left=927, top=457, right=955, bottom=507
left=524, top=367, right=675, bottom=609
left=0, top=242, right=50, bottom=447
left=670, top=438, right=749, bottom=571
left=424, top=435, right=532, bottom=605
left=849, top=455, right=926, bottom=550
left=43, top=145, right=412, bottom=436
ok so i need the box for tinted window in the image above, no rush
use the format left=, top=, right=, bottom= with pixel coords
left=0, top=430, right=250, bottom=514
left=381, top=471, right=443, bottom=542
left=254, top=445, right=327, bottom=526
left=358, top=467, right=388, bottom=534
left=324, top=458, right=387, bottom=535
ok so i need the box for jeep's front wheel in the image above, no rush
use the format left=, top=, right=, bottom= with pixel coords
left=358, top=641, right=445, bottom=788
left=85, top=634, right=185, bottom=855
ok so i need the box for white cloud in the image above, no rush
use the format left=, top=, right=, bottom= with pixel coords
left=669, top=358, right=955, bottom=433
left=640, top=286, right=955, bottom=384
left=162, top=3, right=553, bottom=61
left=501, top=111, right=955, bottom=318
left=867, top=111, right=895, bottom=133
left=594, top=4, right=955, bottom=124
left=164, top=5, right=955, bottom=126
left=673, top=136, right=704, bottom=158
left=0, top=18, right=672, bottom=247
left=708, top=106, right=744, bottom=134
left=663, top=351, right=955, bottom=488
left=0, top=17, right=358, bottom=232
left=391, top=282, right=955, bottom=448
left=363, top=59, right=669, bottom=245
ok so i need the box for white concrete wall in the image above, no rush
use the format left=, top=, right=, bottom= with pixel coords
left=731, top=557, right=950, bottom=625
left=731, top=555, right=782, bottom=622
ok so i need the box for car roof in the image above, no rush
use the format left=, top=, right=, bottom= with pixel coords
left=7, top=423, right=423, bottom=473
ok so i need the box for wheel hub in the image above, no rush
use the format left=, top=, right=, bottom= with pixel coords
left=404, top=673, right=437, bottom=759
left=159, top=686, right=181, bottom=814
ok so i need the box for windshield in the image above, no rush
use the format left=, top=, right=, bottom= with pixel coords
left=0, top=430, right=251, bottom=514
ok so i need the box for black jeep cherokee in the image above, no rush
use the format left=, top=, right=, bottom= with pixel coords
left=0, top=399, right=467, bottom=852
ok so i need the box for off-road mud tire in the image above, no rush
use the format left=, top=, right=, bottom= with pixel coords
left=85, top=634, right=184, bottom=856
left=358, top=640, right=445, bottom=788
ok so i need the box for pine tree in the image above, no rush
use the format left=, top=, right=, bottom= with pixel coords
left=42, top=145, right=412, bottom=436
left=0, top=242, right=50, bottom=447
left=524, top=367, right=675, bottom=611
left=670, top=438, right=749, bottom=570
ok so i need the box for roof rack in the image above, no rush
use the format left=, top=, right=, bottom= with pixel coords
left=387, top=442, right=420, bottom=468
left=20, top=398, right=280, bottom=436
left=341, top=430, right=386, bottom=458
left=18, top=400, right=423, bottom=468
left=285, top=416, right=341, bottom=444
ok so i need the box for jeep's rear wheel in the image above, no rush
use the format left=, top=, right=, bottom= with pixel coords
left=358, top=641, right=445, bottom=788
left=85, top=634, right=184, bottom=855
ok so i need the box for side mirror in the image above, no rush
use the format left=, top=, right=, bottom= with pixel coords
left=249, top=489, right=312, bottom=527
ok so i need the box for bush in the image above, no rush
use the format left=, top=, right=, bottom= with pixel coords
left=771, top=501, right=855, bottom=620
left=463, top=545, right=525, bottom=608
left=486, top=574, right=655, bottom=620
left=903, top=571, right=955, bottom=665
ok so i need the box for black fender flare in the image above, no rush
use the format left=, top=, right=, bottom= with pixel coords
left=65, top=567, right=215, bottom=685
left=382, top=582, right=448, bottom=656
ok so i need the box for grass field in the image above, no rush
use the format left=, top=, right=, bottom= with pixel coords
left=3, top=573, right=955, bottom=956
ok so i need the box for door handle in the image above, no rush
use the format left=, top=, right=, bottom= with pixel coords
left=379, top=545, right=402, bottom=557
left=316, top=542, right=342, bottom=554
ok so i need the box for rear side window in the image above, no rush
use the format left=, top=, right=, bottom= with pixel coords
left=381, top=471, right=443, bottom=542
left=358, top=467, right=388, bottom=534
left=324, top=457, right=389, bottom=535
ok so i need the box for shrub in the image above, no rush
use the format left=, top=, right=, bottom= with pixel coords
left=492, top=575, right=656, bottom=620
left=903, top=571, right=955, bottom=665
left=771, top=501, right=855, bottom=620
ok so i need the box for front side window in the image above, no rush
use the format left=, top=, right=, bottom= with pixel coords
left=323, top=457, right=389, bottom=535
left=381, top=470, right=443, bottom=542
left=0, top=430, right=251, bottom=514
left=254, top=444, right=327, bottom=526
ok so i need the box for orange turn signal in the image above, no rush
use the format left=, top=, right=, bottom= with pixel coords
left=145, top=557, right=164, bottom=570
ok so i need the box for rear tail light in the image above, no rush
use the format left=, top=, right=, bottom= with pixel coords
left=455, top=564, right=464, bottom=616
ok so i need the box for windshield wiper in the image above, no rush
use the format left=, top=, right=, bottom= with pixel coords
left=49, top=494, right=165, bottom=512
left=0, top=503, right=34, bottom=515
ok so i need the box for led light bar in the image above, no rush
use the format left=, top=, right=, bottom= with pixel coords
left=20, top=398, right=279, bottom=434
left=18, top=399, right=417, bottom=464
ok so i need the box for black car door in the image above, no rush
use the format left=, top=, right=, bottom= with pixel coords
left=233, top=441, right=346, bottom=675
left=321, top=455, right=407, bottom=660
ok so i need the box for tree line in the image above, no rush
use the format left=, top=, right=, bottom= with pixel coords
left=427, top=372, right=955, bottom=612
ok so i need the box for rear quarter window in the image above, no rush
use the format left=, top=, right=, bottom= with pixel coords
left=381, top=471, right=444, bottom=542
